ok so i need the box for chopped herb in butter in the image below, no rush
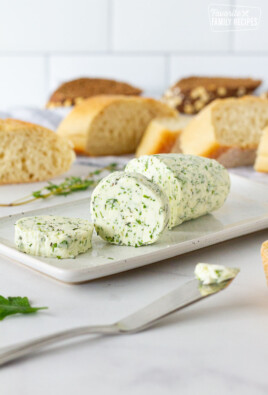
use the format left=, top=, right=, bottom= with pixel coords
left=125, top=154, right=230, bottom=229
left=90, top=171, right=169, bottom=247
left=195, top=263, right=239, bottom=285
left=15, top=215, right=94, bottom=259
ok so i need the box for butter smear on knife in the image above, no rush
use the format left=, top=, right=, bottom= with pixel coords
left=195, top=263, right=240, bottom=285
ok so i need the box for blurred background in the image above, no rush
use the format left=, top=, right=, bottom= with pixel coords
left=0, top=0, right=266, bottom=110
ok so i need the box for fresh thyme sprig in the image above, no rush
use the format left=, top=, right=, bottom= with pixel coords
left=0, top=163, right=119, bottom=207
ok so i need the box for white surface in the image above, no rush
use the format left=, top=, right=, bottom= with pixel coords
left=0, top=57, right=46, bottom=109
left=113, top=0, right=231, bottom=51
left=0, top=164, right=268, bottom=393
left=234, top=0, right=267, bottom=52
left=1, top=0, right=268, bottom=107
left=0, top=174, right=267, bottom=283
left=0, top=0, right=108, bottom=51
left=49, top=55, right=167, bottom=96
left=169, top=55, right=267, bottom=90
left=1, top=228, right=268, bottom=394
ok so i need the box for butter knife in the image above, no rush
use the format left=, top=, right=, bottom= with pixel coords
left=0, top=276, right=237, bottom=367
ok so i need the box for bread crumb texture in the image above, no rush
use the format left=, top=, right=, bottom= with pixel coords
left=0, top=119, right=75, bottom=184
left=261, top=240, right=268, bottom=285
left=163, top=76, right=261, bottom=114
left=180, top=96, right=268, bottom=159
left=136, top=115, right=191, bottom=157
left=254, top=126, right=268, bottom=172
left=57, top=95, right=177, bottom=156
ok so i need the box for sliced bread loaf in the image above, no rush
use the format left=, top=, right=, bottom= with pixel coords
left=261, top=240, right=268, bottom=285
left=47, top=78, right=143, bottom=108
left=0, top=119, right=75, bottom=184
left=179, top=96, right=268, bottom=167
left=254, top=126, right=268, bottom=172
left=57, top=95, right=177, bottom=156
left=163, top=76, right=262, bottom=114
left=136, top=115, right=191, bottom=157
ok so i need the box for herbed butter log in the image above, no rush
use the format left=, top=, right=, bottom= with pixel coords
left=125, top=154, right=230, bottom=229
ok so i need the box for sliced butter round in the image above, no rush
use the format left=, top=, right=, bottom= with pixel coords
left=90, top=171, right=169, bottom=247
left=15, top=215, right=93, bottom=259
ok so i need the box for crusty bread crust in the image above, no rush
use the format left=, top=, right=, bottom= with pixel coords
left=212, top=147, right=256, bottom=168
left=171, top=137, right=256, bottom=168
left=0, top=119, right=75, bottom=184
left=180, top=96, right=268, bottom=162
left=46, top=78, right=142, bottom=108
left=261, top=240, right=268, bottom=285
left=136, top=115, right=191, bottom=156
left=163, top=76, right=262, bottom=114
left=254, top=125, right=268, bottom=172
left=57, top=95, right=177, bottom=156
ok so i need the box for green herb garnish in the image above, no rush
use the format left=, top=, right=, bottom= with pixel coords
left=0, top=163, right=119, bottom=207
left=59, top=240, right=69, bottom=247
left=105, top=198, right=119, bottom=209
left=0, top=296, right=47, bottom=321
left=51, top=243, right=58, bottom=252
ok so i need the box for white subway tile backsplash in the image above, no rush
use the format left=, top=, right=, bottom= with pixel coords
left=0, top=0, right=266, bottom=110
left=48, top=55, right=167, bottom=97
left=113, top=0, right=231, bottom=52
left=0, top=57, right=46, bottom=109
left=169, top=55, right=267, bottom=91
left=234, top=0, right=267, bottom=52
left=0, top=0, right=108, bottom=52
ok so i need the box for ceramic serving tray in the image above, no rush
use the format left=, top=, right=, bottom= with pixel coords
left=0, top=174, right=267, bottom=283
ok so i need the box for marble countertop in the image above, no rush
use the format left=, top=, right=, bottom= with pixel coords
left=1, top=164, right=268, bottom=395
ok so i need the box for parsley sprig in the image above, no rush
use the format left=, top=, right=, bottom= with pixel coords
left=0, top=163, right=118, bottom=207
left=0, top=296, right=47, bottom=321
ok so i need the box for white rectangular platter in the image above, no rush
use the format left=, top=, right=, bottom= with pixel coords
left=0, top=174, right=267, bottom=283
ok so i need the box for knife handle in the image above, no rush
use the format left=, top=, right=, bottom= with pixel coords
left=0, top=324, right=119, bottom=366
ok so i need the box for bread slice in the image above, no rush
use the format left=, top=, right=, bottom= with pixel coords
left=180, top=97, right=268, bottom=166
left=260, top=92, right=268, bottom=99
left=57, top=95, right=177, bottom=156
left=163, top=76, right=262, bottom=114
left=0, top=119, right=75, bottom=184
left=261, top=240, right=268, bottom=285
left=215, top=147, right=257, bottom=168
left=47, top=78, right=142, bottom=108
left=136, top=115, right=191, bottom=157
left=172, top=137, right=256, bottom=168
left=254, top=126, right=268, bottom=172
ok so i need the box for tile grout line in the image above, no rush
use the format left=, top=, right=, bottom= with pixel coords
left=1, top=50, right=268, bottom=57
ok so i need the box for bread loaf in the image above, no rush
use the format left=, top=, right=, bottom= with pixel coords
left=162, top=76, right=262, bottom=114
left=0, top=119, right=75, bottom=184
left=260, top=92, right=268, bottom=99
left=57, top=95, right=177, bottom=156
left=261, top=240, right=268, bottom=285
left=136, top=116, right=191, bottom=157
left=254, top=126, right=268, bottom=172
left=179, top=96, right=268, bottom=167
left=47, top=78, right=142, bottom=108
